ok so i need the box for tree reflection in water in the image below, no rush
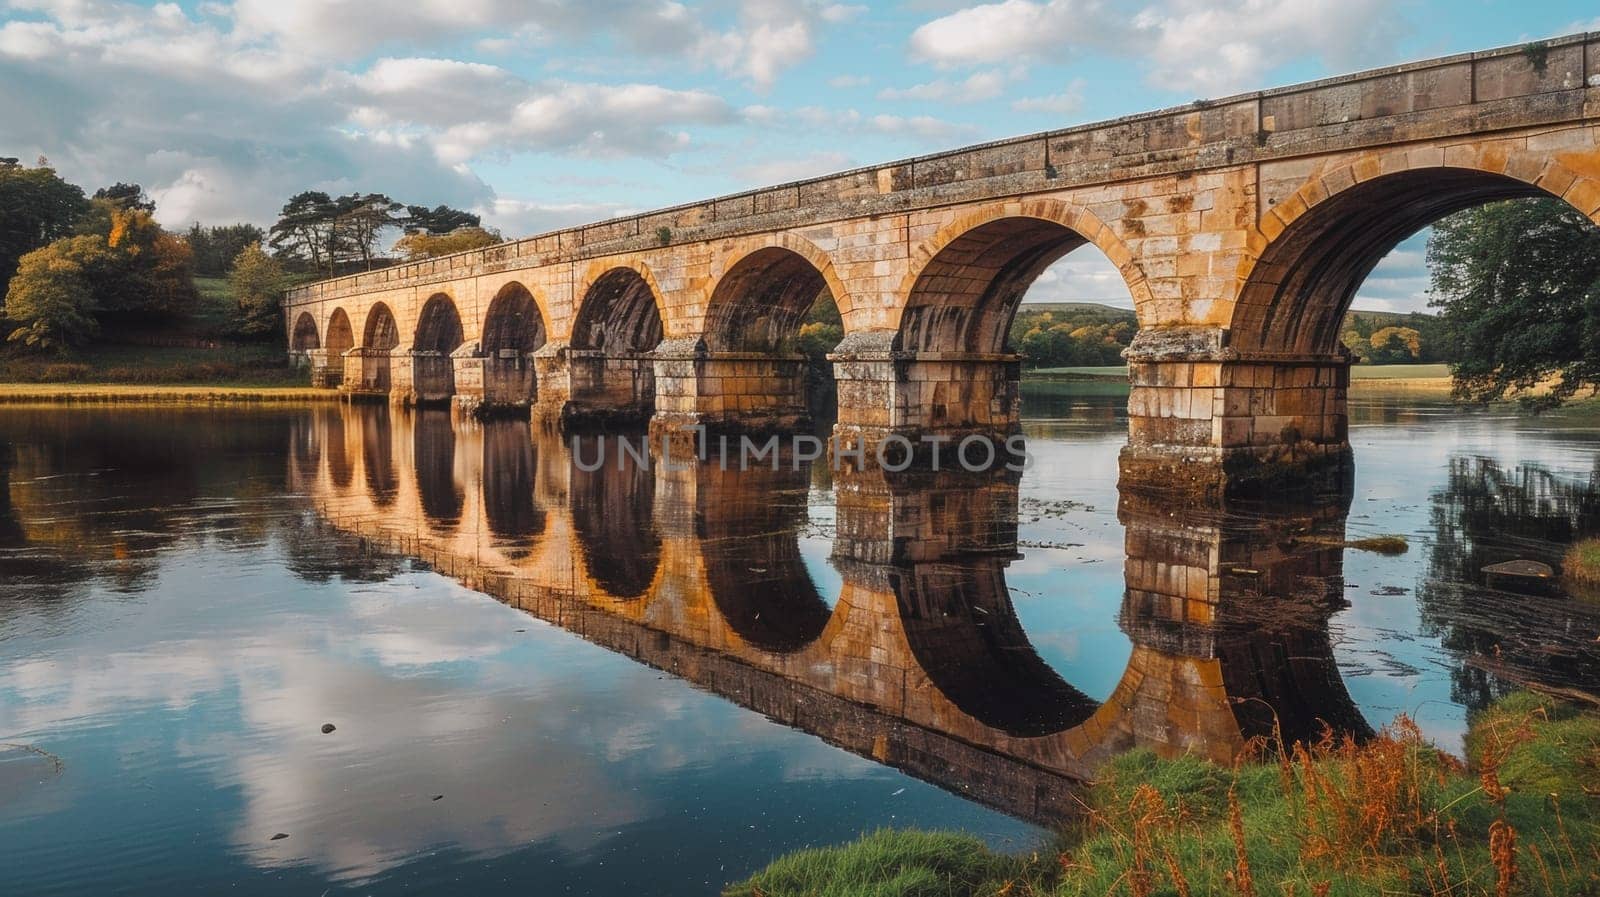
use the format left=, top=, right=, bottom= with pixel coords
left=1421, top=456, right=1600, bottom=709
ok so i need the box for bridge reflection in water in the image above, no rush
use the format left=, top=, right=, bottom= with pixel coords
left=292, top=405, right=1372, bottom=826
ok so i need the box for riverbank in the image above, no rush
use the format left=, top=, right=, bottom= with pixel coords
left=726, top=690, right=1600, bottom=897
left=0, top=383, right=338, bottom=404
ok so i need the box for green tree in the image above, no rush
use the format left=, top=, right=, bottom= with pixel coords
left=92, top=182, right=155, bottom=213
left=333, top=193, right=403, bottom=270
left=3, top=236, right=107, bottom=350
left=0, top=157, right=88, bottom=302
left=269, top=191, right=340, bottom=274
left=185, top=223, right=266, bottom=277
left=403, top=204, right=482, bottom=235
left=228, top=244, right=286, bottom=337
left=1428, top=198, right=1600, bottom=407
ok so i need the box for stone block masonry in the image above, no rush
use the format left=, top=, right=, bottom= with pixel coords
left=284, top=33, right=1600, bottom=498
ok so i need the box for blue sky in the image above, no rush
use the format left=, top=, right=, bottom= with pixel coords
left=2, top=1, right=1596, bottom=311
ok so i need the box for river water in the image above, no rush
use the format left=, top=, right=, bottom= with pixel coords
left=1, top=388, right=1597, bottom=895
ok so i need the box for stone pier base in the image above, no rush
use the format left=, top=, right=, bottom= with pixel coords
left=529, top=343, right=656, bottom=429
left=1118, top=326, right=1353, bottom=502
left=339, top=347, right=392, bottom=400
left=829, top=332, right=1022, bottom=470
left=650, top=338, right=811, bottom=440
left=452, top=348, right=537, bottom=417
left=305, top=349, right=343, bottom=388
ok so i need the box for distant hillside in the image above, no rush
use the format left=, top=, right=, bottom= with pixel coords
left=1008, top=302, right=1448, bottom=366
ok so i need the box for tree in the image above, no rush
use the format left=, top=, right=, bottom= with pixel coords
left=392, top=225, right=504, bottom=260
left=333, top=193, right=403, bottom=270
left=0, top=157, right=88, bottom=303
left=97, top=208, right=198, bottom=320
left=228, top=244, right=286, bottom=337
left=1368, top=326, right=1422, bottom=363
left=92, top=182, right=155, bottom=213
left=404, top=204, right=481, bottom=235
left=269, top=191, right=340, bottom=274
left=3, top=237, right=106, bottom=350
left=1428, top=198, right=1600, bottom=408
left=185, top=223, right=265, bottom=278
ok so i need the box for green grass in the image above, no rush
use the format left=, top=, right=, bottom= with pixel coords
left=1566, top=539, right=1600, bottom=587
left=0, top=343, right=306, bottom=387
left=726, top=692, right=1600, bottom=897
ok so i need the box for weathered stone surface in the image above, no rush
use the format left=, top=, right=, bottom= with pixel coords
left=282, top=35, right=1600, bottom=496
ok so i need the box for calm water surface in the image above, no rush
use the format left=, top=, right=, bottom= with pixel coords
left=2, top=388, right=1597, bottom=895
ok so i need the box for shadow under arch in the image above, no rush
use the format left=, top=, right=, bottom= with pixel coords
left=1232, top=166, right=1580, bottom=355
left=896, top=212, right=1124, bottom=355
left=704, top=246, right=831, bottom=354
left=413, top=293, right=465, bottom=402
left=693, top=461, right=834, bottom=654
left=291, top=312, right=319, bottom=351
left=569, top=434, right=660, bottom=599
left=326, top=308, right=355, bottom=354
left=481, top=418, right=544, bottom=559
left=413, top=409, right=462, bottom=532
left=568, top=266, right=665, bottom=423
left=359, top=405, right=398, bottom=507
left=363, top=302, right=399, bottom=350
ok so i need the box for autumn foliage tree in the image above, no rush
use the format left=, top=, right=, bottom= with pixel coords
left=392, top=226, right=503, bottom=261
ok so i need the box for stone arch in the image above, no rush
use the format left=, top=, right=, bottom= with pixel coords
left=704, top=233, right=854, bottom=351
left=481, top=281, right=548, bottom=355
left=291, top=312, right=319, bottom=351
left=572, top=262, right=666, bottom=352
left=326, top=308, right=355, bottom=354
left=414, top=292, right=465, bottom=354
left=896, top=200, right=1150, bottom=354
left=362, top=302, right=399, bottom=350
left=1232, top=150, right=1600, bottom=355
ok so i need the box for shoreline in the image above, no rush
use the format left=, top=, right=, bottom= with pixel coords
left=0, top=384, right=340, bottom=405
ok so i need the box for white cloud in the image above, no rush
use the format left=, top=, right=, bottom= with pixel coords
left=735, top=150, right=853, bottom=185
left=1011, top=78, right=1085, bottom=114
left=479, top=198, right=636, bottom=238
left=878, top=70, right=1009, bottom=103
left=909, top=0, right=1406, bottom=96
left=744, top=104, right=976, bottom=141
left=827, top=73, right=870, bottom=88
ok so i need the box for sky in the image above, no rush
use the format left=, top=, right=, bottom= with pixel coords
left=2, top=1, right=1596, bottom=312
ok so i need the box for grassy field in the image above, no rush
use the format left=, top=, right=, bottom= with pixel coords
left=0, top=273, right=315, bottom=389
left=727, top=691, right=1600, bottom=897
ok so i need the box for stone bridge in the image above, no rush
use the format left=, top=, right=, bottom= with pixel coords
left=283, top=33, right=1600, bottom=496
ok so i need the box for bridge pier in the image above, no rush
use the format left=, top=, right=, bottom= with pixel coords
left=1118, top=327, right=1353, bottom=503
left=649, top=338, right=811, bottom=441
left=340, top=347, right=392, bottom=399
left=532, top=342, right=657, bottom=429
left=449, top=345, right=539, bottom=416
left=303, top=348, right=342, bottom=388
left=831, top=332, right=1021, bottom=467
